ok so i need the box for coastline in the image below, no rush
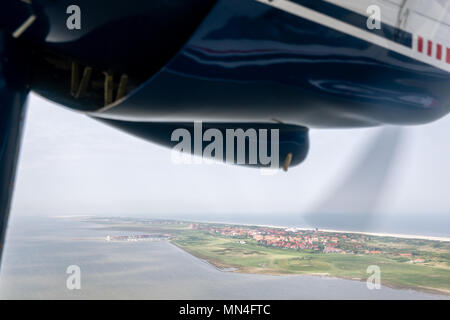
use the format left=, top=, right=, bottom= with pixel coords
left=169, top=241, right=450, bottom=298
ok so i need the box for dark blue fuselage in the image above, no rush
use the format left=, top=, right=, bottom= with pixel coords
left=7, top=0, right=448, bottom=127
left=87, top=0, right=450, bottom=128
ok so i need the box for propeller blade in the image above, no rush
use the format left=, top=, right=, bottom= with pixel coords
left=304, top=127, right=403, bottom=231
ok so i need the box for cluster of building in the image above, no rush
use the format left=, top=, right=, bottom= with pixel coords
left=189, top=224, right=363, bottom=254
left=187, top=223, right=421, bottom=261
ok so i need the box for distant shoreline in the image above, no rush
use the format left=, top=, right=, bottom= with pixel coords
left=315, top=228, right=450, bottom=243
left=181, top=218, right=450, bottom=242
left=72, top=215, right=450, bottom=242
left=67, top=215, right=450, bottom=242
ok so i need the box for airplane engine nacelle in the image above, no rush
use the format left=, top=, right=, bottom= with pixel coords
left=2, top=0, right=218, bottom=112
left=95, top=120, right=310, bottom=170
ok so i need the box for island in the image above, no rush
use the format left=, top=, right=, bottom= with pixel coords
left=85, top=217, right=450, bottom=296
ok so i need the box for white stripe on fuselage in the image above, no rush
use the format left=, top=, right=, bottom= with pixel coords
left=254, top=0, right=450, bottom=73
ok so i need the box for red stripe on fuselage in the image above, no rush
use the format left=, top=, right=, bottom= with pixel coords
left=418, top=37, right=424, bottom=53
left=437, top=44, right=443, bottom=60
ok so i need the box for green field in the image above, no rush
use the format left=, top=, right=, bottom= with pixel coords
left=88, top=218, right=450, bottom=295
left=173, top=231, right=450, bottom=294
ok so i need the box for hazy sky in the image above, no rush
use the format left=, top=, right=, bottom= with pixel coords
left=9, top=93, right=450, bottom=228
